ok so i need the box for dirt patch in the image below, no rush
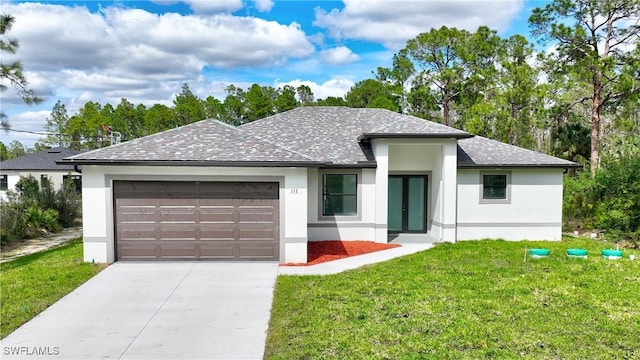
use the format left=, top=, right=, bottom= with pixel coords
left=282, top=240, right=400, bottom=266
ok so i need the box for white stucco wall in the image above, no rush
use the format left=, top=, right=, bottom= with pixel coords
left=0, top=171, right=20, bottom=200
left=81, top=165, right=308, bottom=264
left=0, top=170, right=80, bottom=200
left=456, top=168, right=564, bottom=241
left=307, top=168, right=377, bottom=242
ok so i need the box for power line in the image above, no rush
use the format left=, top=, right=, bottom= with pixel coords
left=1, top=128, right=58, bottom=136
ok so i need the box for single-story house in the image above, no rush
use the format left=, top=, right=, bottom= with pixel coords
left=1, top=147, right=83, bottom=200
left=59, top=107, right=578, bottom=264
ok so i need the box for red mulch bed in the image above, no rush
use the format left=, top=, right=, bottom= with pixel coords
left=281, top=240, right=400, bottom=266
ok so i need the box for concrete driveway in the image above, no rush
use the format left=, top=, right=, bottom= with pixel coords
left=1, top=262, right=279, bottom=360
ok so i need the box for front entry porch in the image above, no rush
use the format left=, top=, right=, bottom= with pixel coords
left=388, top=175, right=429, bottom=233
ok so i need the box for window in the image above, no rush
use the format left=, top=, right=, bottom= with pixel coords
left=480, top=171, right=511, bottom=204
left=0, top=175, right=7, bottom=190
left=63, top=175, right=82, bottom=193
left=322, top=174, right=357, bottom=216
left=40, top=174, right=52, bottom=188
left=484, top=175, right=507, bottom=199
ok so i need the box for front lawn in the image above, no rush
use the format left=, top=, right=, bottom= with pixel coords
left=266, top=238, right=640, bottom=359
left=0, top=239, right=105, bottom=338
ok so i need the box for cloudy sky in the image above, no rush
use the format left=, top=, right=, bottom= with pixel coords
left=1, top=0, right=543, bottom=147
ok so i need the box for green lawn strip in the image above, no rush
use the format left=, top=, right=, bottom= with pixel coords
left=0, top=239, right=105, bottom=339
left=265, top=238, right=640, bottom=359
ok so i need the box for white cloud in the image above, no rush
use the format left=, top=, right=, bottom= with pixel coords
left=314, top=0, right=524, bottom=49
left=275, top=78, right=354, bottom=99
left=1, top=3, right=315, bottom=115
left=321, top=46, right=360, bottom=65
left=254, top=0, right=275, bottom=12
left=1, top=110, right=50, bottom=147
left=184, top=0, right=244, bottom=14
left=103, top=7, right=313, bottom=67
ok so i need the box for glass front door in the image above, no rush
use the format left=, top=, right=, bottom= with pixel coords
left=388, top=175, right=427, bottom=233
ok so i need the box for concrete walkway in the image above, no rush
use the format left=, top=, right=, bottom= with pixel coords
left=1, top=227, right=82, bottom=263
left=279, top=243, right=434, bottom=275
left=1, top=262, right=278, bottom=360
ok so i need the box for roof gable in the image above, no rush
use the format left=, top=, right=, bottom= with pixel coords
left=240, top=107, right=469, bottom=165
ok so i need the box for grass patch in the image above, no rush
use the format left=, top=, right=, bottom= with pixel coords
left=265, top=238, right=640, bottom=359
left=1, top=239, right=105, bottom=338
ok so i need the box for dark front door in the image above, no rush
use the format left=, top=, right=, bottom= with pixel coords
left=388, top=175, right=427, bottom=233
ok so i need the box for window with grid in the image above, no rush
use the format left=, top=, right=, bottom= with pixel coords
left=322, top=174, right=357, bottom=216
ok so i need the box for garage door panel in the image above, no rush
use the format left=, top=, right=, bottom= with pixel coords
left=238, top=212, right=278, bottom=223
left=199, top=211, right=235, bottom=223
left=238, top=227, right=279, bottom=240
left=118, top=242, right=160, bottom=260
left=114, top=181, right=279, bottom=261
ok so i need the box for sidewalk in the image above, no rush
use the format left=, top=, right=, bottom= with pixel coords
left=0, top=227, right=83, bottom=263
left=278, top=243, right=434, bottom=276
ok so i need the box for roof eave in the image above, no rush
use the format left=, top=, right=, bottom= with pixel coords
left=321, top=161, right=377, bottom=169
left=56, top=159, right=325, bottom=167
left=457, top=163, right=582, bottom=169
left=359, top=133, right=473, bottom=141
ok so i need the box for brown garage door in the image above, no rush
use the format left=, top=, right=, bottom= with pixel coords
left=114, top=181, right=279, bottom=261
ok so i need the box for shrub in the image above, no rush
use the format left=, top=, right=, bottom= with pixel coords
left=0, top=175, right=81, bottom=246
left=24, top=206, right=60, bottom=234
left=0, top=201, right=29, bottom=245
left=565, top=155, right=640, bottom=243
left=55, top=179, right=82, bottom=227
left=15, top=176, right=40, bottom=202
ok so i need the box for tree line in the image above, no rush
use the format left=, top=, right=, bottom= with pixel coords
left=2, top=0, right=639, bottom=242
left=3, top=0, right=639, bottom=171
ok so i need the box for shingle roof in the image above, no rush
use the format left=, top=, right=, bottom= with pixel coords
left=0, top=147, right=82, bottom=171
left=241, top=107, right=470, bottom=165
left=64, top=119, right=320, bottom=166
left=457, top=136, right=580, bottom=168
left=61, top=107, right=578, bottom=169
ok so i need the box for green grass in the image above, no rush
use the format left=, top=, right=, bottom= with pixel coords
left=0, top=239, right=105, bottom=338
left=265, top=238, right=640, bottom=359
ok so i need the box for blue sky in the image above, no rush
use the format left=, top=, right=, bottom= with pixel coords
left=1, top=0, right=546, bottom=147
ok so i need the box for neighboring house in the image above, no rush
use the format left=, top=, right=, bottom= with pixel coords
left=1, top=147, right=83, bottom=200
left=60, top=107, right=578, bottom=264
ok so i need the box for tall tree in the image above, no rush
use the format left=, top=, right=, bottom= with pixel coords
left=144, top=104, right=173, bottom=134
left=345, top=78, right=397, bottom=111
left=375, top=50, right=414, bottom=113
left=43, top=100, right=71, bottom=147
left=275, top=85, right=299, bottom=112
left=221, top=85, right=246, bottom=125
left=113, top=98, right=145, bottom=141
left=530, top=0, right=640, bottom=174
left=245, top=84, right=274, bottom=122
left=296, top=85, right=314, bottom=106
left=66, top=101, right=108, bottom=149
left=8, top=140, right=26, bottom=158
left=0, top=13, right=42, bottom=121
left=203, top=96, right=224, bottom=120
left=0, top=141, right=9, bottom=160
left=315, top=96, right=347, bottom=106
left=404, top=26, right=469, bottom=126
left=173, top=83, right=205, bottom=126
